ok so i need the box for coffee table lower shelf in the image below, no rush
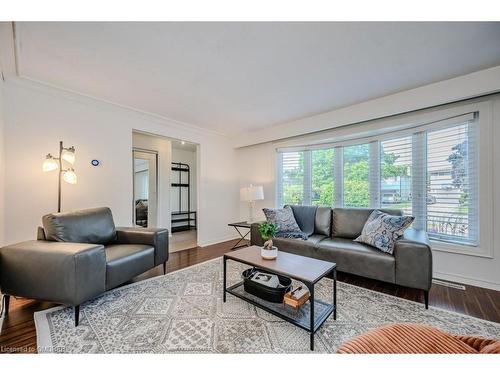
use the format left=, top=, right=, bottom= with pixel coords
left=225, top=281, right=335, bottom=347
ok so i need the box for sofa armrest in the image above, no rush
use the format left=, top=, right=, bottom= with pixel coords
left=0, top=240, right=106, bottom=306
left=393, top=228, right=433, bottom=291
left=250, top=223, right=265, bottom=247
left=115, top=227, right=169, bottom=266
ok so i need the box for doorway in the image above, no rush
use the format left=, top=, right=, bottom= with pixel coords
left=133, top=149, right=158, bottom=228
left=132, top=131, right=199, bottom=252
left=170, top=140, right=198, bottom=251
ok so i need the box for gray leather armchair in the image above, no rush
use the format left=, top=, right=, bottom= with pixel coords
left=0, top=207, right=169, bottom=326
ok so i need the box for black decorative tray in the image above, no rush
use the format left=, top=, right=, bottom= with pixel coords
left=242, top=268, right=292, bottom=303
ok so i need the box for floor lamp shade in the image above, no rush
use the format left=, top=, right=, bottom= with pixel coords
left=42, top=155, right=59, bottom=172
left=42, top=141, right=77, bottom=212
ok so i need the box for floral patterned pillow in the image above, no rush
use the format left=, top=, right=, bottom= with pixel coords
left=262, top=206, right=307, bottom=240
left=354, top=210, right=414, bottom=254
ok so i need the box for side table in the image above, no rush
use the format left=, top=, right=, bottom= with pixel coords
left=227, top=221, right=261, bottom=250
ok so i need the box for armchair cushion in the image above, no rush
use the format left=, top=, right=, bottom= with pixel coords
left=115, top=227, right=169, bottom=266
left=0, top=240, right=106, bottom=306
left=43, top=207, right=116, bottom=245
left=104, top=244, right=154, bottom=290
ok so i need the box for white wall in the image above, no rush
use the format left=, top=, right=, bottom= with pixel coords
left=236, top=97, right=500, bottom=291
left=171, top=147, right=197, bottom=213
left=2, top=77, right=240, bottom=247
left=237, top=142, right=276, bottom=222
left=133, top=132, right=172, bottom=229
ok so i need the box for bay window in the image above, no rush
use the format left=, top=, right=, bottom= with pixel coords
left=276, top=113, right=478, bottom=247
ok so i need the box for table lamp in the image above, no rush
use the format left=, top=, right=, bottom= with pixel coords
left=240, top=184, right=264, bottom=223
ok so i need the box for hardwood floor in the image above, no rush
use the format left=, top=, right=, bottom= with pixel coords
left=1, top=238, right=499, bottom=354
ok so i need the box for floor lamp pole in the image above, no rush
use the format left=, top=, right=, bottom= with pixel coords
left=58, top=140, right=63, bottom=213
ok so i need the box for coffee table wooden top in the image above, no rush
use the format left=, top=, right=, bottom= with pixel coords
left=224, top=245, right=336, bottom=284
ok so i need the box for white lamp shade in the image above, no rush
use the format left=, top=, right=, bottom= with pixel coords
left=61, top=148, right=76, bottom=164
left=240, top=185, right=264, bottom=202
left=42, top=157, right=58, bottom=172
left=63, top=169, right=77, bottom=184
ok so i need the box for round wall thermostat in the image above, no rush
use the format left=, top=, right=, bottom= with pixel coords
left=91, top=159, right=100, bottom=166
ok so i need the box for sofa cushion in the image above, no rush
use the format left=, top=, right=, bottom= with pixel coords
left=355, top=210, right=414, bottom=254
left=315, top=207, right=332, bottom=236
left=263, top=206, right=306, bottom=239
left=43, top=207, right=117, bottom=245
left=273, top=234, right=327, bottom=259
left=104, top=244, right=154, bottom=290
left=316, top=238, right=395, bottom=283
left=290, top=205, right=317, bottom=236
left=332, top=208, right=402, bottom=239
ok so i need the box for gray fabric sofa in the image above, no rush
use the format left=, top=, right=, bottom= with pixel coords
left=0, top=207, right=169, bottom=325
left=251, top=206, right=432, bottom=308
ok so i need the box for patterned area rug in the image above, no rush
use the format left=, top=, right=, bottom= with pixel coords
left=34, top=258, right=500, bottom=353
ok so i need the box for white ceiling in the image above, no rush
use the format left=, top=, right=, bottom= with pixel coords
left=15, top=22, right=500, bottom=135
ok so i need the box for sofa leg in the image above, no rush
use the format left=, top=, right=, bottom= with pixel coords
left=163, top=261, right=167, bottom=275
left=74, top=305, right=80, bottom=327
left=423, top=290, right=429, bottom=309
left=2, top=295, right=10, bottom=317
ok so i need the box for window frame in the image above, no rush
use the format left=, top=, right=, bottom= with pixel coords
left=275, top=100, right=494, bottom=258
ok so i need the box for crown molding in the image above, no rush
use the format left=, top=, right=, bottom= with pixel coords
left=6, top=75, right=229, bottom=139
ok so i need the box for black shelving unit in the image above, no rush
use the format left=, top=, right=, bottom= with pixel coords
left=171, top=162, right=197, bottom=233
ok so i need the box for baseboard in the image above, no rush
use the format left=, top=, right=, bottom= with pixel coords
left=433, top=271, right=500, bottom=291
left=198, top=235, right=241, bottom=248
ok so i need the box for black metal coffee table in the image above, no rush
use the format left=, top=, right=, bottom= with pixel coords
left=223, top=246, right=337, bottom=351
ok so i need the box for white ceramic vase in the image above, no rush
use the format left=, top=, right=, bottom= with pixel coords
left=261, top=246, right=278, bottom=260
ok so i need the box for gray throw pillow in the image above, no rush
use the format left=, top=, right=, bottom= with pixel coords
left=262, top=206, right=307, bottom=239
left=354, top=210, right=414, bottom=254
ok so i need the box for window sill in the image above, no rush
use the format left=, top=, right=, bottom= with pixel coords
left=430, top=240, right=493, bottom=259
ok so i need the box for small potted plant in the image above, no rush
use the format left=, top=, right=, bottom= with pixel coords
left=258, top=222, right=279, bottom=260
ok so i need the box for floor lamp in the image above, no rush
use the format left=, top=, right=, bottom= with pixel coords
left=42, top=141, right=77, bottom=212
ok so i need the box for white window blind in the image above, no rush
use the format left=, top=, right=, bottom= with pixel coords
left=277, top=151, right=306, bottom=206
left=311, top=148, right=335, bottom=207
left=425, top=121, right=478, bottom=245
left=380, top=136, right=413, bottom=216
left=369, top=141, right=380, bottom=208
left=412, top=131, right=427, bottom=230
left=333, top=146, right=343, bottom=207
left=343, top=143, right=370, bottom=208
